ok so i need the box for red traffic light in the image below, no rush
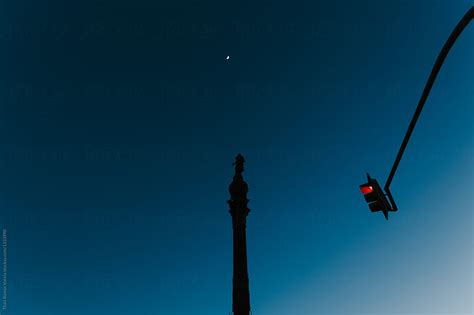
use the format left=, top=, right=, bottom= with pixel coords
left=360, top=173, right=396, bottom=220
left=360, top=185, right=373, bottom=195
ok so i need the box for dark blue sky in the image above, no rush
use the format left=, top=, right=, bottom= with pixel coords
left=0, top=1, right=472, bottom=314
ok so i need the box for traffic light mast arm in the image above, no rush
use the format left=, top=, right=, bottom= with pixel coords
left=384, top=6, right=474, bottom=193
left=385, top=186, right=397, bottom=211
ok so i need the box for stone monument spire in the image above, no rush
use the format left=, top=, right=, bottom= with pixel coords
left=228, top=154, right=251, bottom=315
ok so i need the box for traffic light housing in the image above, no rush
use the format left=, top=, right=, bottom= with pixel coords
left=360, top=173, right=396, bottom=220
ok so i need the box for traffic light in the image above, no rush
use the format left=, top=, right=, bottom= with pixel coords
left=359, top=173, right=394, bottom=220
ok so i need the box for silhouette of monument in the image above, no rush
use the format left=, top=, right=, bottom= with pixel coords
left=228, top=154, right=251, bottom=315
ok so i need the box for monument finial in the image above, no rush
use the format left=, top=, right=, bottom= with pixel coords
left=229, top=154, right=248, bottom=202
left=232, top=153, right=245, bottom=176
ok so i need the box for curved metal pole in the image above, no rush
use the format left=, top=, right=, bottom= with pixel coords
left=384, top=6, right=474, bottom=192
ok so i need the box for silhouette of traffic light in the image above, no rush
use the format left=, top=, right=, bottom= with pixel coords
left=359, top=173, right=393, bottom=220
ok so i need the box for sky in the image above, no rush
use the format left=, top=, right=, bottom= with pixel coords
left=0, top=0, right=473, bottom=314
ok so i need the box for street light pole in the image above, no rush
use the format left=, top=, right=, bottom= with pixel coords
left=384, top=7, right=474, bottom=193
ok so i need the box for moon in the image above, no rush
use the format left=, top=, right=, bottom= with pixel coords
left=225, top=55, right=230, bottom=60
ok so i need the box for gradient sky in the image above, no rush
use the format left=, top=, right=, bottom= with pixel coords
left=0, top=1, right=473, bottom=314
